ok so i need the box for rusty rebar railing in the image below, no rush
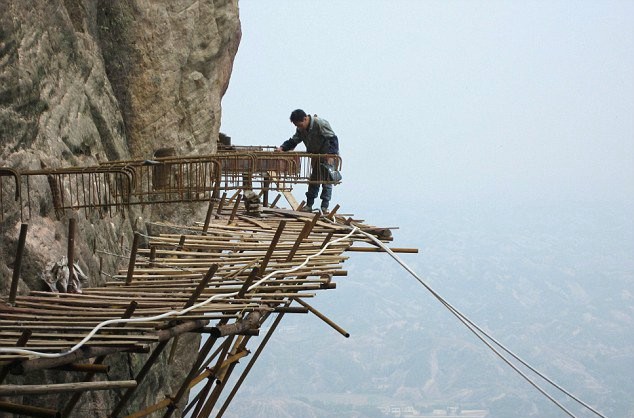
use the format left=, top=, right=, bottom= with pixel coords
left=0, top=150, right=342, bottom=220
left=100, top=158, right=223, bottom=205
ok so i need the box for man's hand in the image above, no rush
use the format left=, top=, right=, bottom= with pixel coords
left=275, top=146, right=284, bottom=152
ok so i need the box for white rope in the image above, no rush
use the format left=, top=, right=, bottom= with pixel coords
left=351, top=226, right=607, bottom=418
left=0, top=225, right=358, bottom=359
left=1, top=212, right=608, bottom=418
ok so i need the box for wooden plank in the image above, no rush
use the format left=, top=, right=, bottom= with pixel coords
left=0, top=380, right=137, bottom=396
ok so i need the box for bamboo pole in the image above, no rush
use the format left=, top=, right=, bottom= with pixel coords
left=0, top=400, right=60, bottom=418
left=162, top=326, right=224, bottom=418
left=125, top=233, right=141, bottom=285
left=293, top=298, right=349, bottom=338
left=124, top=398, right=172, bottom=418
left=0, top=329, right=31, bottom=384
left=109, top=341, right=169, bottom=418
left=61, top=301, right=138, bottom=417
left=67, top=218, right=76, bottom=292
left=0, top=380, right=137, bottom=396
left=215, top=307, right=288, bottom=418
left=8, top=223, right=28, bottom=305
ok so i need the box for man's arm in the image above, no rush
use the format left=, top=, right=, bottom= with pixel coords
left=279, top=131, right=302, bottom=151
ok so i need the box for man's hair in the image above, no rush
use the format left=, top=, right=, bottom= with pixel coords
left=290, top=109, right=307, bottom=123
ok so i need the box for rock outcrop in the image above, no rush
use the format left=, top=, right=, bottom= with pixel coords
left=0, top=0, right=241, bottom=416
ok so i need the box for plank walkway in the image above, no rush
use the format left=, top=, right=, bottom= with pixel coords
left=0, top=197, right=413, bottom=418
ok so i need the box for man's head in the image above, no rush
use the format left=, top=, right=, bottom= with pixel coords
left=290, top=109, right=310, bottom=130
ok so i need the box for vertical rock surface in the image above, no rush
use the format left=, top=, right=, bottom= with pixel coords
left=0, top=0, right=241, bottom=416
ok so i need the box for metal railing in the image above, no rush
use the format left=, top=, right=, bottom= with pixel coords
left=0, top=149, right=342, bottom=220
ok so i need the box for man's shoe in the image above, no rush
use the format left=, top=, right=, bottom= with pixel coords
left=301, top=206, right=313, bottom=213
left=320, top=207, right=328, bottom=214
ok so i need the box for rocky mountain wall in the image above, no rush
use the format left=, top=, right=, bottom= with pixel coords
left=0, top=1, right=241, bottom=416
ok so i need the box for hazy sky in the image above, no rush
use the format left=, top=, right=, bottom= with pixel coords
left=221, top=1, right=634, bottom=213
left=217, top=4, right=633, bottom=414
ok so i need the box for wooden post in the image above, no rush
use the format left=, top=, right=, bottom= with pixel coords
left=185, top=265, right=218, bottom=308
left=67, top=218, right=76, bottom=292
left=176, top=235, right=186, bottom=251
left=237, top=267, right=259, bottom=299
left=326, top=203, right=340, bottom=220
left=262, top=175, right=270, bottom=207
left=202, top=198, right=216, bottom=235
left=167, top=264, right=219, bottom=364
left=0, top=330, right=31, bottom=384
left=227, top=193, right=242, bottom=224
left=215, top=192, right=227, bottom=219
left=125, top=233, right=141, bottom=285
left=259, top=220, right=286, bottom=273
left=8, top=223, right=28, bottom=305
left=149, top=246, right=157, bottom=267
left=286, top=212, right=320, bottom=262
left=269, top=193, right=281, bottom=208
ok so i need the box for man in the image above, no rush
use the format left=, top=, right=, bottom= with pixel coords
left=277, top=109, right=340, bottom=213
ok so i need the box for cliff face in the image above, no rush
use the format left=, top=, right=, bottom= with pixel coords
left=0, top=0, right=240, bottom=416
left=0, top=0, right=240, bottom=164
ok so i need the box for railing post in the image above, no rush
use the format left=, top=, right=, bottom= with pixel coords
left=9, top=223, right=28, bottom=305
left=67, top=218, right=77, bottom=292
left=125, top=233, right=141, bottom=285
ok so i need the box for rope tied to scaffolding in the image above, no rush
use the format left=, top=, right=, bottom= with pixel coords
left=335, top=217, right=607, bottom=418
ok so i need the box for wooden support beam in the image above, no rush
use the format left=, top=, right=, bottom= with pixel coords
left=125, top=233, right=141, bottom=285
left=202, top=198, right=216, bottom=236
left=9, top=223, right=28, bottom=305
left=286, top=213, right=320, bottom=262
left=215, top=192, right=227, bottom=218
left=161, top=320, right=225, bottom=418
left=124, top=397, right=172, bottom=418
left=293, top=298, right=350, bottom=338
left=194, top=336, right=242, bottom=417
left=210, top=311, right=263, bottom=338
left=67, top=218, right=76, bottom=292
left=184, top=264, right=218, bottom=309
left=0, top=400, right=60, bottom=418
left=10, top=320, right=205, bottom=375
left=61, top=301, right=137, bottom=417
left=0, top=329, right=31, bottom=384
left=237, top=267, right=259, bottom=299
left=346, top=246, right=418, bottom=253
left=228, top=193, right=242, bottom=223
left=269, top=193, right=281, bottom=208
left=215, top=306, right=288, bottom=418
left=53, top=363, right=109, bottom=373
left=0, top=380, right=137, bottom=396
left=109, top=341, right=169, bottom=418
left=282, top=190, right=299, bottom=210
left=259, top=220, right=286, bottom=273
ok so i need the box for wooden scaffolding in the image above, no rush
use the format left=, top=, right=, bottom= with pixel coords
left=0, top=155, right=415, bottom=418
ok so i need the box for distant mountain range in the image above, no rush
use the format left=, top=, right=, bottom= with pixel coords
left=216, top=202, right=633, bottom=418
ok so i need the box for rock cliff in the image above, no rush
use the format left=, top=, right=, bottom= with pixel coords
left=0, top=0, right=240, bottom=416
